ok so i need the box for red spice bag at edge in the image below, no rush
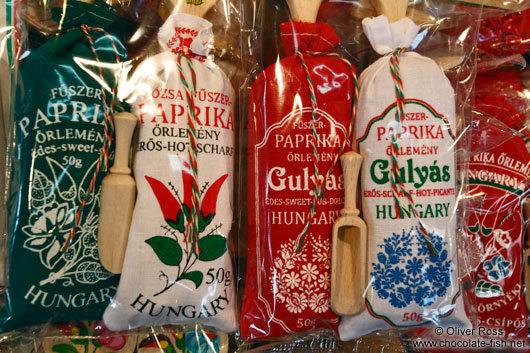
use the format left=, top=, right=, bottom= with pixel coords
left=462, top=120, right=529, bottom=339
left=241, top=21, right=357, bottom=340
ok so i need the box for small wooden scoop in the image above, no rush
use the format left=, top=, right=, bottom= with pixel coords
left=285, top=0, right=324, bottom=23
left=371, top=0, right=407, bottom=23
left=523, top=198, right=530, bottom=309
left=98, top=112, right=137, bottom=274
left=331, top=152, right=367, bottom=315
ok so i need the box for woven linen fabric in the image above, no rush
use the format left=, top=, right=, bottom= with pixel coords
left=103, top=13, right=236, bottom=332
left=240, top=20, right=356, bottom=340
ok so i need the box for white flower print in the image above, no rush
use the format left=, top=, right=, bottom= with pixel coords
left=301, top=263, right=319, bottom=282
left=284, top=258, right=295, bottom=270
left=22, top=202, right=75, bottom=270
left=269, top=236, right=331, bottom=314
left=318, top=272, right=330, bottom=290
left=309, top=293, right=329, bottom=313
left=284, top=271, right=301, bottom=289
left=494, top=229, right=512, bottom=249
left=286, top=292, right=308, bottom=314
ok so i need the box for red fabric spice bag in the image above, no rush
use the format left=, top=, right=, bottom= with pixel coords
left=474, top=69, right=529, bottom=136
left=241, top=21, right=357, bottom=340
left=463, top=119, right=530, bottom=338
left=478, top=9, right=530, bottom=58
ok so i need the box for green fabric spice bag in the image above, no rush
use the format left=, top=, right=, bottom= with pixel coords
left=1, top=0, right=128, bottom=332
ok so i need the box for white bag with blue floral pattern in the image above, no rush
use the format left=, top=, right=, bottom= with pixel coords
left=338, top=15, right=470, bottom=340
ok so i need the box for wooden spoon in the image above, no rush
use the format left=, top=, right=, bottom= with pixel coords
left=331, top=152, right=367, bottom=315
left=523, top=198, right=530, bottom=309
left=98, top=112, right=137, bottom=274
left=285, top=0, right=324, bottom=23
left=372, top=0, right=407, bottom=23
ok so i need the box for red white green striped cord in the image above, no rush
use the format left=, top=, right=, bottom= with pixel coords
left=293, top=51, right=359, bottom=253
left=176, top=52, right=202, bottom=255
left=389, top=48, right=438, bottom=256
left=64, top=25, right=121, bottom=250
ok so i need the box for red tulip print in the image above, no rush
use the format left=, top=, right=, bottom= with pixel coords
left=145, top=160, right=229, bottom=295
left=145, top=176, right=182, bottom=223
left=201, top=174, right=229, bottom=219
left=146, top=169, right=228, bottom=235
left=93, top=320, right=127, bottom=351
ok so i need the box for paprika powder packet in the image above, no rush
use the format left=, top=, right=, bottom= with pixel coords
left=474, top=69, right=529, bottom=137
left=338, top=15, right=470, bottom=340
left=478, top=9, right=530, bottom=58
left=103, top=12, right=237, bottom=332
left=2, top=0, right=128, bottom=332
left=462, top=119, right=529, bottom=338
left=241, top=20, right=357, bottom=340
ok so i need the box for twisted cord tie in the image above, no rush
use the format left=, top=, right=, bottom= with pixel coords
left=387, top=48, right=438, bottom=257
left=176, top=51, right=202, bottom=255
left=64, top=25, right=121, bottom=250
left=292, top=50, right=359, bottom=253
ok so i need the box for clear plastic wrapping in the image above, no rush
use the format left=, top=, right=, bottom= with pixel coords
left=1, top=0, right=241, bottom=348
left=3, top=0, right=530, bottom=351
left=238, top=0, right=482, bottom=347
left=103, top=10, right=237, bottom=332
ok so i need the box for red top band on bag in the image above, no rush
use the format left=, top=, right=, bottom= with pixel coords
left=279, top=21, right=340, bottom=54
left=474, top=69, right=528, bottom=135
left=242, top=19, right=356, bottom=340
left=478, top=9, right=530, bottom=57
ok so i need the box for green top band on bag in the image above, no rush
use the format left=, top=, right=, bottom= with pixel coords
left=1, top=0, right=128, bottom=332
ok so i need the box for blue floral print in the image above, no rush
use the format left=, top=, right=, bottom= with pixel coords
left=483, top=255, right=511, bottom=282
left=371, top=227, right=452, bottom=309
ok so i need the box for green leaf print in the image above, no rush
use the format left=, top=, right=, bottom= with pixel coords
left=198, top=212, right=215, bottom=233
left=146, top=236, right=183, bottom=266
left=481, top=225, right=493, bottom=236
left=52, top=344, right=79, bottom=353
left=167, top=210, right=186, bottom=234
left=180, top=271, right=203, bottom=289
left=197, top=234, right=226, bottom=262
left=475, top=279, right=503, bottom=298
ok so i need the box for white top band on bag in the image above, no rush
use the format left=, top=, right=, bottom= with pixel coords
left=159, top=12, right=213, bottom=56
left=362, top=15, right=420, bottom=55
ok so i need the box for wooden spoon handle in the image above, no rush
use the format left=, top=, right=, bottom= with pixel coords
left=371, top=0, right=408, bottom=22
left=111, top=112, right=137, bottom=175
left=285, top=0, right=324, bottom=23
left=98, top=112, right=137, bottom=274
left=340, top=152, right=363, bottom=217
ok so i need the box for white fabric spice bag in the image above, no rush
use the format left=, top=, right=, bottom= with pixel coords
left=103, top=12, right=237, bottom=332
left=339, top=16, right=470, bottom=340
